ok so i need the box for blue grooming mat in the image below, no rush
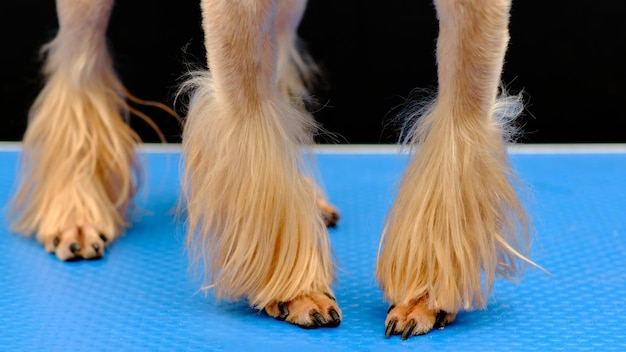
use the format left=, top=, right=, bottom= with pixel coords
left=1, top=144, right=625, bottom=351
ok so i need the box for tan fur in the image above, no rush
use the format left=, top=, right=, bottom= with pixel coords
left=376, top=0, right=530, bottom=321
left=275, top=0, right=320, bottom=106
left=265, top=292, right=342, bottom=327
left=9, top=0, right=139, bottom=260
left=10, top=0, right=534, bottom=336
left=182, top=0, right=335, bottom=311
left=386, top=297, right=437, bottom=337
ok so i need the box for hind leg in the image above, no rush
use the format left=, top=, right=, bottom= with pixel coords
left=182, top=0, right=340, bottom=328
left=377, top=0, right=531, bottom=338
left=275, top=0, right=319, bottom=103
left=275, top=0, right=339, bottom=226
left=10, top=0, right=139, bottom=260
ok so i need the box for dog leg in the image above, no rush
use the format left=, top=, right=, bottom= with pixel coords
left=377, top=0, right=531, bottom=338
left=276, top=0, right=340, bottom=227
left=275, top=0, right=319, bottom=104
left=9, top=0, right=139, bottom=260
left=182, top=0, right=340, bottom=328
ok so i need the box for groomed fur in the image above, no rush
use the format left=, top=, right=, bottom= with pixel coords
left=377, top=0, right=531, bottom=312
left=182, top=72, right=334, bottom=308
left=182, top=0, right=334, bottom=309
left=9, top=0, right=139, bottom=250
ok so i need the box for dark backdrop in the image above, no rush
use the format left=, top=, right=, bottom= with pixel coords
left=2, top=1, right=625, bottom=143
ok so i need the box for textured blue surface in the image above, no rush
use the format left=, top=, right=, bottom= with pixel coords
left=1, top=146, right=626, bottom=351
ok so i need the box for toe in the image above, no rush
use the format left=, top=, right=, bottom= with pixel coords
left=323, top=210, right=340, bottom=228
left=309, top=311, right=327, bottom=328
left=69, top=243, right=81, bottom=253
left=265, top=292, right=342, bottom=329
left=315, top=198, right=340, bottom=228
left=405, top=299, right=437, bottom=336
left=44, top=225, right=109, bottom=261
left=401, top=320, right=417, bottom=340
left=385, top=318, right=398, bottom=337
left=275, top=302, right=290, bottom=321
left=327, top=308, right=341, bottom=327
left=54, top=228, right=81, bottom=261
left=311, top=292, right=342, bottom=327
left=80, top=226, right=106, bottom=259
left=385, top=298, right=444, bottom=339
left=434, top=311, right=457, bottom=329
left=41, top=234, right=60, bottom=253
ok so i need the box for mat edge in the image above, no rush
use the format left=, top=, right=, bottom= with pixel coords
left=2, top=141, right=626, bottom=155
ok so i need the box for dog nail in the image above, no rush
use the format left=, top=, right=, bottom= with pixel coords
left=311, top=311, right=326, bottom=326
left=277, top=302, right=289, bottom=320
left=69, top=243, right=81, bottom=253
left=387, top=305, right=396, bottom=314
left=328, top=309, right=341, bottom=325
left=434, top=310, right=447, bottom=328
left=325, top=213, right=340, bottom=228
left=92, top=243, right=100, bottom=253
left=52, top=237, right=60, bottom=248
left=99, top=233, right=108, bottom=242
left=385, top=319, right=397, bottom=337
left=324, top=292, right=336, bottom=301
left=401, top=320, right=417, bottom=340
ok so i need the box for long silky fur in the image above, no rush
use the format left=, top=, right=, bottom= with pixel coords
left=182, top=0, right=334, bottom=309
left=181, top=72, right=334, bottom=308
left=9, top=0, right=139, bottom=243
left=376, top=0, right=532, bottom=312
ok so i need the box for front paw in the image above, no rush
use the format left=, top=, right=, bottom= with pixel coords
left=385, top=296, right=456, bottom=340
left=265, top=292, right=342, bottom=329
left=39, top=225, right=111, bottom=261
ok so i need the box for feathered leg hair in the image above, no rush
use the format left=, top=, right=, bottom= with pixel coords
left=9, top=0, right=140, bottom=260
left=377, top=0, right=532, bottom=338
left=182, top=0, right=341, bottom=328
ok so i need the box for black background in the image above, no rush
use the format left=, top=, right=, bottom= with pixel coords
left=1, top=1, right=625, bottom=143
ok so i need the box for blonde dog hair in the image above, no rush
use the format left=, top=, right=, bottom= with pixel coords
left=10, top=0, right=139, bottom=248
left=8, top=0, right=536, bottom=333
left=376, top=0, right=532, bottom=312
left=182, top=0, right=334, bottom=309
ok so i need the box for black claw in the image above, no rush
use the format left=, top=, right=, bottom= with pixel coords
left=328, top=309, right=341, bottom=326
left=401, top=320, right=417, bottom=340
left=324, top=213, right=340, bottom=228
left=92, top=243, right=101, bottom=253
left=324, top=292, right=336, bottom=301
left=52, top=237, right=60, bottom=248
left=277, top=302, right=289, bottom=320
left=385, top=319, right=398, bottom=337
left=434, top=310, right=448, bottom=329
left=387, top=305, right=396, bottom=314
left=69, top=243, right=81, bottom=253
left=311, top=311, right=327, bottom=327
left=99, top=233, right=108, bottom=242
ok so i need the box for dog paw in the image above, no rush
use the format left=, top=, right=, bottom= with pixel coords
left=39, top=225, right=111, bottom=261
left=384, top=296, right=456, bottom=340
left=265, top=292, right=342, bottom=328
left=308, top=178, right=340, bottom=228
left=318, top=199, right=340, bottom=228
